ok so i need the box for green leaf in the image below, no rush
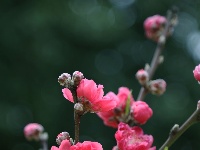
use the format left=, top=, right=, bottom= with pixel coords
left=164, top=147, right=168, bottom=150
left=125, top=90, right=132, bottom=116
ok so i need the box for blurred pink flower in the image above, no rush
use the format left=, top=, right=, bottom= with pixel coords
left=144, top=15, right=167, bottom=41
left=24, top=123, right=44, bottom=141
left=62, top=79, right=116, bottom=113
left=115, top=123, right=156, bottom=150
left=51, top=140, right=103, bottom=150
left=97, top=87, right=134, bottom=128
left=131, top=101, right=153, bottom=125
left=193, top=64, right=200, bottom=82
left=149, top=79, right=166, bottom=95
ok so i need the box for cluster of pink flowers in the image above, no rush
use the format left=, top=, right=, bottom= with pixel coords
left=23, top=13, right=183, bottom=150
left=97, top=87, right=153, bottom=128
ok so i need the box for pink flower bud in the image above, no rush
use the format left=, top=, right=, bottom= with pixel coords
left=149, top=79, right=166, bottom=95
left=24, top=123, right=44, bottom=141
left=144, top=15, right=167, bottom=41
left=131, top=101, right=153, bottom=125
left=72, top=71, right=84, bottom=86
left=58, top=73, right=71, bottom=87
left=56, top=132, right=70, bottom=145
left=136, top=69, right=149, bottom=85
left=193, top=64, right=200, bottom=82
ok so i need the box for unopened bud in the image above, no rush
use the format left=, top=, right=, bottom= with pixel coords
left=159, top=55, right=164, bottom=64
left=74, top=103, right=84, bottom=112
left=193, top=64, right=200, bottom=82
left=136, top=69, right=149, bottom=85
left=144, top=15, right=167, bottom=42
left=72, top=71, right=84, bottom=87
left=24, top=123, right=44, bottom=141
left=58, top=73, right=71, bottom=87
left=56, top=132, right=70, bottom=145
left=170, top=124, right=179, bottom=135
left=149, top=79, right=166, bottom=95
left=197, top=100, right=200, bottom=109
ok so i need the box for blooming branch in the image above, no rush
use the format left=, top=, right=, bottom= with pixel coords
left=137, top=7, right=178, bottom=101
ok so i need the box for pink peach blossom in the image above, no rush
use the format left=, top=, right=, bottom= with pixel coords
left=62, top=79, right=116, bottom=113
left=115, top=123, right=156, bottom=150
left=144, top=15, right=167, bottom=41
left=97, top=87, right=134, bottom=128
left=24, top=123, right=44, bottom=141
left=131, top=101, right=153, bottom=125
left=51, top=140, right=103, bottom=150
left=193, top=64, right=200, bottom=82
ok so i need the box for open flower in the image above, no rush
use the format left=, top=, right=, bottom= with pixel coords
left=115, top=123, right=156, bottom=150
left=62, top=79, right=117, bottom=113
left=51, top=140, right=103, bottom=150
left=97, top=87, right=134, bottom=128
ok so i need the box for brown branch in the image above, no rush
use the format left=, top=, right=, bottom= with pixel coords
left=137, top=8, right=178, bottom=101
left=159, top=107, right=200, bottom=150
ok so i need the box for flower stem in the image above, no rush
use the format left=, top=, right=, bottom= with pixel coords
left=159, top=108, right=200, bottom=150
left=41, top=140, right=48, bottom=150
left=137, top=8, right=178, bottom=101
left=71, top=87, right=81, bottom=144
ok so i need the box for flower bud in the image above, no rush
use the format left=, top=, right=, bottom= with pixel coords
left=144, top=15, right=167, bottom=41
left=149, top=79, right=166, bottom=95
left=56, top=132, right=70, bottom=145
left=74, top=103, right=84, bottom=112
left=135, top=69, right=149, bottom=85
left=58, top=73, right=71, bottom=87
left=24, top=123, right=44, bottom=141
left=193, top=64, right=200, bottom=82
left=72, top=71, right=84, bottom=86
left=197, top=100, right=200, bottom=109
left=131, top=101, right=153, bottom=125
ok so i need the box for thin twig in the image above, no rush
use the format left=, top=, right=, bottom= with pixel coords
left=41, top=140, right=48, bottom=150
left=71, top=87, right=81, bottom=144
left=137, top=9, right=177, bottom=101
left=159, top=108, right=200, bottom=150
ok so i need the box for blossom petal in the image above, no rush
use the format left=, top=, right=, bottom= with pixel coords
left=59, top=139, right=71, bottom=150
left=92, top=96, right=116, bottom=112
left=62, top=88, right=74, bottom=103
left=51, top=146, right=59, bottom=150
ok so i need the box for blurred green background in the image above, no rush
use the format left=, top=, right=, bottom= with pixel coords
left=1, top=0, right=200, bottom=149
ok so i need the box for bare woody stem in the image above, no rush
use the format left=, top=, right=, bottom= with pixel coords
left=41, top=139, right=48, bottom=150
left=159, top=108, right=200, bottom=150
left=71, top=87, right=81, bottom=144
left=137, top=8, right=177, bottom=101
